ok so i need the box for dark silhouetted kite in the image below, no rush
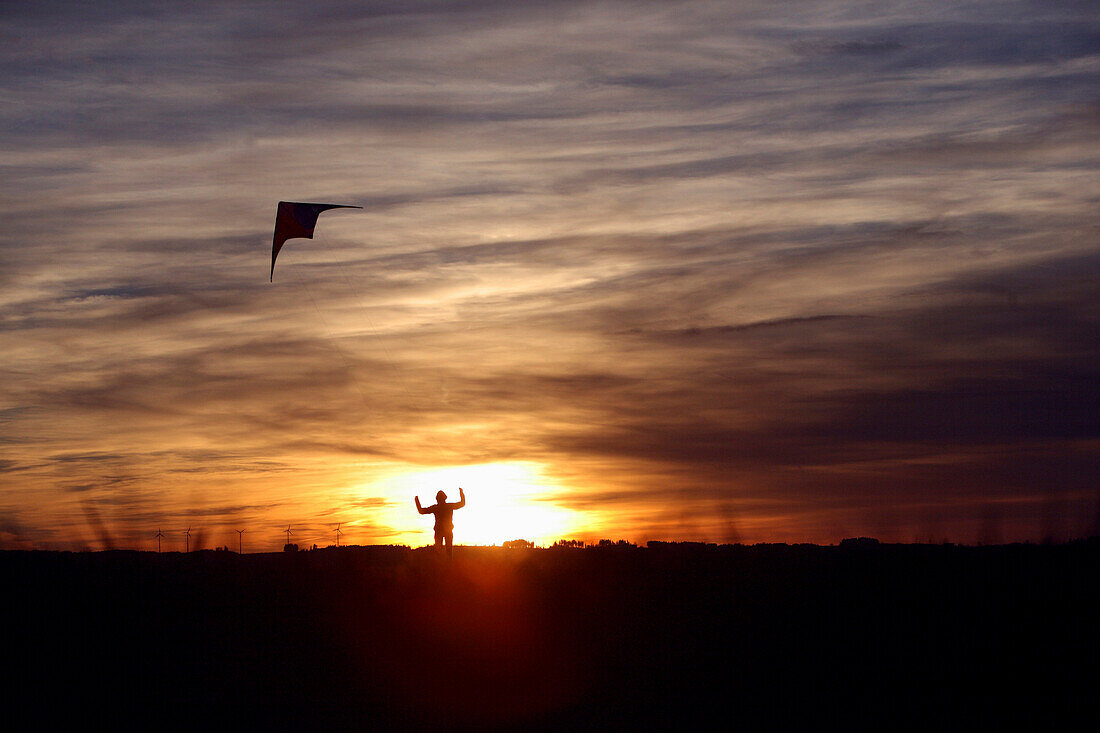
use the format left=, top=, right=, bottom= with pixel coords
left=270, top=201, right=361, bottom=281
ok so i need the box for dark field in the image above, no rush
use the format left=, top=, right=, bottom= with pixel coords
left=5, top=541, right=1098, bottom=730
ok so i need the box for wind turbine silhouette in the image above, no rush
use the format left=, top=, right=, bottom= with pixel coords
left=236, top=528, right=245, bottom=554
left=183, top=526, right=192, bottom=553
left=335, top=523, right=342, bottom=547
left=285, top=525, right=293, bottom=547
left=155, top=528, right=164, bottom=553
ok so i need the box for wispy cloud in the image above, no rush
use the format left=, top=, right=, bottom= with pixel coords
left=2, top=0, right=1097, bottom=547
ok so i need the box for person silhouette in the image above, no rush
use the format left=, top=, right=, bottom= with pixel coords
left=415, top=488, right=465, bottom=557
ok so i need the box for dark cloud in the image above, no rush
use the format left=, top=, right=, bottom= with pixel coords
left=2, top=0, right=1097, bottom=546
left=50, top=451, right=129, bottom=464
left=791, top=21, right=1100, bottom=69
left=0, top=513, right=33, bottom=541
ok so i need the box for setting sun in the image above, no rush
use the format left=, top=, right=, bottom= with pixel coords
left=370, top=462, right=586, bottom=547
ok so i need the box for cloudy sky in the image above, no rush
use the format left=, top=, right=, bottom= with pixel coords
left=2, top=0, right=1097, bottom=550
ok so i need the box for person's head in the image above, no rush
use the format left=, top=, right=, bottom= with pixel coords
left=436, top=490, right=447, bottom=503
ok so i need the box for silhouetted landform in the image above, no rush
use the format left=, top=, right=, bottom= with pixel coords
left=838, top=536, right=882, bottom=548
left=4, top=541, right=1097, bottom=729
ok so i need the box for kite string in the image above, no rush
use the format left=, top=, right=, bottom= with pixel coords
left=301, top=272, right=417, bottom=410
left=326, top=265, right=418, bottom=401
left=302, top=281, right=372, bottom=409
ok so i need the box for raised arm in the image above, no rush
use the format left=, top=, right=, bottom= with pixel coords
left=415, top=496, right=430, bottom=514
left=454, top=487, right=465, bottom=509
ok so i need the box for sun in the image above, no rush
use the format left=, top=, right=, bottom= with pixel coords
left=370, top=461, right=584, bottom=546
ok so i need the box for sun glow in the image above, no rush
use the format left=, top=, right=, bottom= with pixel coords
left=372, top=462, right=584, bottom=547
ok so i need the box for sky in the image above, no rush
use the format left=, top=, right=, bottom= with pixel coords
left=1, top=0, right=1098, bottom=550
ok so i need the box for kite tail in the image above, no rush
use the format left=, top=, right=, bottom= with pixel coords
left=270, top=234, right=284, bottom=281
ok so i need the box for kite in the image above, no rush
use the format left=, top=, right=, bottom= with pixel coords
left=270, top=201, right=361, bottom=281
